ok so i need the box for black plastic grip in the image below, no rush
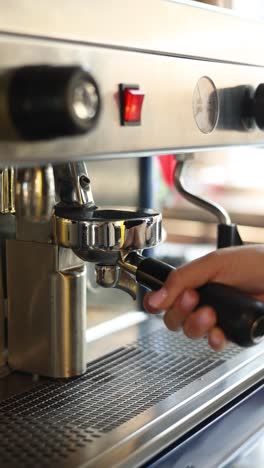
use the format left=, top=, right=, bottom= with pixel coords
left=135, top=257, right=264, bottom=347
left=217, top=224, right=243, bottom=249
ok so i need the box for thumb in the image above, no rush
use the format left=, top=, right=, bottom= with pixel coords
left=147, top=250, right=223, bottom=310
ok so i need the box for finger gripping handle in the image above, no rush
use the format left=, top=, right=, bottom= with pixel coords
left=135, top=257, right=264, bottom=347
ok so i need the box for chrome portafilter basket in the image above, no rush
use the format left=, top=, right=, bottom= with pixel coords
left=54, top=206, right=162, bottom=301
left=55, top=206, right=162, bottom=261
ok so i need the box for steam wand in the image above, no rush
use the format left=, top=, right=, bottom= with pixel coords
left=174, top=154, right=243, bottom=248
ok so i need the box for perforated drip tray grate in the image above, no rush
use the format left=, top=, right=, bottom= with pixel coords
left=0, top=326, right=253, bottom=467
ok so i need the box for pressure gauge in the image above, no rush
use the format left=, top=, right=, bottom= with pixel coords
left=193, top=76, right=219, bottom=134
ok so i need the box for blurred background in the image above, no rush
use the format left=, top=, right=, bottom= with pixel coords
left=86, top=145, right=264, bottom=316
left=85, top=0, right=264, bottom=319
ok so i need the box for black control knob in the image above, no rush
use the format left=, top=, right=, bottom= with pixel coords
left=8, top=65, right=100, bottom=140
left=252, top=83, right=264, bottom=130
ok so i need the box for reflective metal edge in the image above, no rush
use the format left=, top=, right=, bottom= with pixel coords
left=88, top=362, right=264, bottom=468
left=1, top=0, right=264, bottom=67
left=54, top=210, right=162, bottom=251
left=79, top=316, right=264, bottom=468
left=0, top=37, right=264, bottom=163
left=0, top=314, right=263, bottom=466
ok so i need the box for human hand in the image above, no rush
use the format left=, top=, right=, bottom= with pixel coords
left=144, top=245, right=264, bottom=351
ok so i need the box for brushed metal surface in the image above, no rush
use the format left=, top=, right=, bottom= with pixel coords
left=16, top=165, right=55, bottom=221
left=6, top=241, right=87, bottom=377
left=0, top=0, right=264, bottom=67
left=0, top=38, right=263, bottom=163
left=0, top=315, right=263, bottom=467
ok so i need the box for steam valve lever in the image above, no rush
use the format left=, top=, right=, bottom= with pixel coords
left=122, top=253, right=264, bottom=348
left=6, top=65, right=100, bottom=140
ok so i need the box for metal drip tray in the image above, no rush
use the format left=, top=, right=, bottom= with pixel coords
left=0, top=317, right=264, bottom=467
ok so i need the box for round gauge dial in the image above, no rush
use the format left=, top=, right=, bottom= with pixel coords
left=193, top=76, right=219, bottom=134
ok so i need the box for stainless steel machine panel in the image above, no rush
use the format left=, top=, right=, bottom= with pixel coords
left=0, top=37, right=264, bottom=164
left=0, top=0, right=264, bottom=67
left=0, top=2, right=263, bottom=467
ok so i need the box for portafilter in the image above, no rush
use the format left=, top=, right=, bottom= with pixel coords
left=55, top=205, right=264, bottom=348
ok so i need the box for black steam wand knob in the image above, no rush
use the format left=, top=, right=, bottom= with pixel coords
left=7, top=65, right=100, bottom=140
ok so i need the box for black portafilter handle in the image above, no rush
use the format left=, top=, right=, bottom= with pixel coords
left=127, top=253, right=264, bottom=347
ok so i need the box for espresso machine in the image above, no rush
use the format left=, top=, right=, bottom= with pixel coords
left=0, top=1, right=264, bottom=467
